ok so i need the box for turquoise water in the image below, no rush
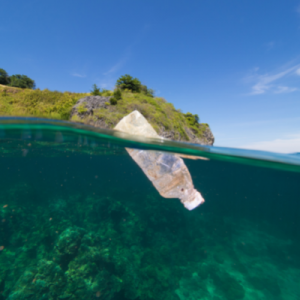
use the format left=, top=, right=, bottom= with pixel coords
left=0, top=118, right=300, bottom=300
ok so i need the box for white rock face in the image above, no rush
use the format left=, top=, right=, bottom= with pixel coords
left=114, top=110, right=205, bottom=210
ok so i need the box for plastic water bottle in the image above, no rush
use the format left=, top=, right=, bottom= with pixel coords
left=114, top=110, right=205, bottom=210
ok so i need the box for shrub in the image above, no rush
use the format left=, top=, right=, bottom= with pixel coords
left=102, top=89, right=113, bottom=97
left=71, top=114, right=81, bottom=122
left=94, top=108, right=123, bottom=127
left=77, top=103, right=88, bottom=114
left=0, top=68, right=10, bottom=85
left=147, top=88, right=155, bottom=97
left=113, top=89, right=122, bottom=100
left=91, top=84, right=101, bottom=96
left=9, top=74, right=35, bottom=89
left=110, top=97, right=118, bottom=105
left=184, top=112, right=199, bottom=126
left=0, top=69, right=35, bottom=89
left=116, top=74, right=141, bottom=92
left=141, top=85, right=154, bottom=97
left=0, top=87, right=87, bottom=119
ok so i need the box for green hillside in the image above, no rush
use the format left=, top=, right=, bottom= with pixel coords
left=0, top=81, right=214, bottom=144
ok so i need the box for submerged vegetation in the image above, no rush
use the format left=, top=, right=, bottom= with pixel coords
left=0, top=73, right=213, bottom=143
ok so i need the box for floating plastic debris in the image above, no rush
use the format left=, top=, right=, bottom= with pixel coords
left=114, top=110, right=205, bottom=210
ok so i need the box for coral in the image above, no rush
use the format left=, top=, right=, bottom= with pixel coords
left=55, top=227, right=86, bottom=257
left=7, top=260, right=67, bottom=300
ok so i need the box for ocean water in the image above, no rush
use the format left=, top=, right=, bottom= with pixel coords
left=0, top=118, right=300, bottom=300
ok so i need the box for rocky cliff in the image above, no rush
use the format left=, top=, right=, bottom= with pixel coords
left=71, top=95, right=214, bottom=145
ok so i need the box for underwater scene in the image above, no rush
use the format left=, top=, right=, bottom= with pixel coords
left=0, top=118, right=300, bottom=300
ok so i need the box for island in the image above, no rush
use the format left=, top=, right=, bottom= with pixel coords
left=0, top=71, right=214, bottom=145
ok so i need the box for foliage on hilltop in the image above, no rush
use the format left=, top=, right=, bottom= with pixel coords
left=0, top=68, right=35, bottom=89
left=116, top=74, right=154, bottom=97
left=116, top=74, right=142, bottom=92
left=0, top=69, right=10, bottom=85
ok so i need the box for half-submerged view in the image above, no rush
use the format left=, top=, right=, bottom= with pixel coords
left=0, top=113, right=299, bottom=300
left=3, top=1, right=300, bottom=299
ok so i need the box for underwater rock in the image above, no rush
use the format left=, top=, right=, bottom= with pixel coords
left=55, top=227, right=86, bottom=256
left=176, top=272, right=208, bottom=300
left=64, top=232, right=122, bottom=300
left=211, top=271, right=245, bottom=300
left=77, top=232, right=110, bottom=264
left=247, top=276, right=281, bottom=297
left=114, top=110, right=205, bottom=210
left=7, top=260, right=67, bottom=300
left=7, top=231, right=121, bottom=300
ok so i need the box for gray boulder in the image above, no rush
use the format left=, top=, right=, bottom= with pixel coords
left=71, top=96, right=111, bottom=117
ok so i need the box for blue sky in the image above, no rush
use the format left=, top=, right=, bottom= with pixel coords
left=1, top=0, right=300, bottom=153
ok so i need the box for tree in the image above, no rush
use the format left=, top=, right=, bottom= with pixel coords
left=113, top=89, right=122, bottom=100
left=9, top=74, right=35, bottom=89
left=140, top=84, right=154, bottom=97
left=146, top=88, right=154, bottom=97
left=109, top=97, right=118, bottom=105
left=0, top=68, right=10, bottom=85
left=91, top=84, right=101, bottom=96
left=116, top=74, right=141, bottom=92
left=184, top=112, right=200, bottom=126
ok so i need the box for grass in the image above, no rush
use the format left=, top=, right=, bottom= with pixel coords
left=0, top=85, right=87, bottom=120
left=0, top=85, right=211, bottom=141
